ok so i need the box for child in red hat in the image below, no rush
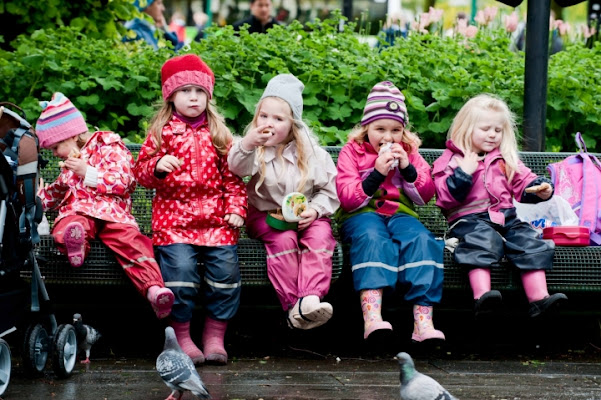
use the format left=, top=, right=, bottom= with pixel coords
left=134, top=54, right=247, bottom=366
left=36, top=92, right=175, bottom=323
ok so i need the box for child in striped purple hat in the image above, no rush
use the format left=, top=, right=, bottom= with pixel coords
left=35, top=92, right=175, bottom=323
left=335, top=81, right=446, bottom=343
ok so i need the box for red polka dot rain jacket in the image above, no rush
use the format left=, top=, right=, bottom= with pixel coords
left=133, top=117, right=247, bottom=246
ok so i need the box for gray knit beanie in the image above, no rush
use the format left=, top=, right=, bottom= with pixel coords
left=260, top=74, right=304, bottom=121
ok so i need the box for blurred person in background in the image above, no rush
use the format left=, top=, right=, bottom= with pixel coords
left=124, top=0, right=184, bottom=50
left=168, top=11, right=187, bottom=43
left=232, top=0, right=280, bottom=34
left=193, top=11, right=209, bottom=41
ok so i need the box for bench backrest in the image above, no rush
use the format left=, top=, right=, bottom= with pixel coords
left=40, top=145, right=583, bottom=238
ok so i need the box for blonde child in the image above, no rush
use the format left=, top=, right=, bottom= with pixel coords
left=228, top=74, right=339, bottom=330
left=133, top=54, right=247, bottom=365
left=336, top=81, right=445, bottom=342
left=432, top=94, right=567, bottom=318
left=35, top=92, right=175, bottom=325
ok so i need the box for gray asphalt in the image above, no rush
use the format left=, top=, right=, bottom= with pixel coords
left=5, top=356, right=601, bottom=399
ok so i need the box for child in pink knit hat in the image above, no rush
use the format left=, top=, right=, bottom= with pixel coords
left=134, top=54, right=247, bottom=366
left=36, top=92, right=175, bottom=323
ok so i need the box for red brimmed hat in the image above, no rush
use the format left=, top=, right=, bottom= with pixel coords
left=161, top=54, right=215, bottom=100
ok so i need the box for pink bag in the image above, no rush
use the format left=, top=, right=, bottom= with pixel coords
left=547, top=132, right=601, bottom=245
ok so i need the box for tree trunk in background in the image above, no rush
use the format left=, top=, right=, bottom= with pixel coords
left=551, top=0, right=564, bottom=20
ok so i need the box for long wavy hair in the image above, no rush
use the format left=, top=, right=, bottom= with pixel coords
left=448, top=93, right=520, bottom=180
left=147, top=93, right=232, bottom=156
left=245, top=97, right=317, bottom=197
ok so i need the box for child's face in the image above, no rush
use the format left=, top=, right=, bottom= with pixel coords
left=471, top=110, right=504, bottom=154
left=172, top=86, right=208, bottom=118
left=366, top=118, right=405, bottom=152
left=49, top=136, right=78, bottom=159
left=256, top=97, right=293, bottom=147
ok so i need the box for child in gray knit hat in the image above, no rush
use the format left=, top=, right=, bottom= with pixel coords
left=228, top=74, right=340, bottom=330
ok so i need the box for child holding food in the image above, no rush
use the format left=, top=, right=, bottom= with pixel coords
left=36, top=92, right=175, bottom=320
left=432, top=93, right=567, bottom=319
left=336, top=81, right=446, bottom=343
left=228, top=74, right=340, bottom=330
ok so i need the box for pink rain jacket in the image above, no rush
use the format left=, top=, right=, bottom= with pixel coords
left=432, top=140, right=538, bottom=226
left=39, top=131, right=138, bottom=227
left=336, top=140, right=435, bottom=220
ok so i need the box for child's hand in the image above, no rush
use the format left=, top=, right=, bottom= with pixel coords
left=526, top=182, right=553, bottom=200
left=375, top=148, right=399, bottom=175
left=241, top=125, right=274, bottom=150
left=37, top=177, right=47, bottom=197
left=65, top=156, right=88, bottom=178
left=456, top=151, right=479, bottom=175
left=297, top=208, right=318, bottom=231
left=390, top=143, right=410, bottom=170
left=224, top=213, right=245, bottom=228
left=156, top=155, right=182, bottom=174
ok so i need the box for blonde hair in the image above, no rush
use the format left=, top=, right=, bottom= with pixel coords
left=247, top=97, right=316, bottom=196
left=75, top=132, right=92, bottom=148
left=347, top=121, right=422, bottom=154
left=447, top=93, right=520, bottom=180
left=147, top=94, right=232, bottom=156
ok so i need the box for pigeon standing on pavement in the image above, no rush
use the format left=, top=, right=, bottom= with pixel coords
left=396, top=352, right=457, bottom=400
left=157, top=326, right=210, bottom=400
left=72, top=313, right=101, bottom=364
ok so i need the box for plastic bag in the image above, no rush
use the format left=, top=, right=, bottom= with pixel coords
left=37, top=214, right=50, bottom=236
left=513, top=196, right=580, bottom=236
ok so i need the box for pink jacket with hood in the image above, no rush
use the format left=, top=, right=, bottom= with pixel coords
left=433, top=139, right=539, bottom=226
left=336, top=140, right=435, bottom=221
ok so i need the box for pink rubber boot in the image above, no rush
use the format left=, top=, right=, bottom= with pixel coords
left=147, top=286, right=175, bottom=319
left=521, top=270, right=549, bottom=303
left=360, top=289, right=392, bottom=339
left=170, top=320, right=205, bottom=365
left=522, top=270, right=568, bottom=318
left=411, top=305, right=445, bottom=342
left=64, top=221, right=86, bottom=267
left=202, top=317, right=228, bottom=365
left=469, top=268, right=492, bottom=300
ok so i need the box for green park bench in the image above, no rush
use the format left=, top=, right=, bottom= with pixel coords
left=24, top=145, right=601, bottom=295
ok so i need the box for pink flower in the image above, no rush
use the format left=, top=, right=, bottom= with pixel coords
left=484, top=6, right=498, bottom=22
left=474, top=10, right=486, bottom=25
left=504, top=11, right=519, bottom=33
left=418, top=12, right=431, bottom=33
left=558, top=20, right=570, bottom=36
left=456, top=18, right=469, bottom=36
left=428, top=7, right=444, bottom=24
left=580, top=24, right=597, bottom=39
left=465, top=25, right=478, bottom=38
left=456, top=19, right=478, bottom=38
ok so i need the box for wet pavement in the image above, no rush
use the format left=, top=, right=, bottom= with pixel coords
left=2, top=286, right=601, bottom=399
left=5, top=355, right=601, bottom=399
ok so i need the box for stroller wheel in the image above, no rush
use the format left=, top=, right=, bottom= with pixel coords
left=0, top=338, right=11, bottom=396
left=22, top=323, right=49, bottom=377
left=52, top=324, right=77, bottom=379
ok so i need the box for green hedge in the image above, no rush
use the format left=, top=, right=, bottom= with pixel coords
left=1, top=14, right=600, bottom=151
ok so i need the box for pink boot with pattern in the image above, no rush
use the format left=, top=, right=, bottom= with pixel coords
left=64, top=221, right=86, bottom=268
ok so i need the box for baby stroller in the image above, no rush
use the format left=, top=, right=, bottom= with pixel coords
left=0, top=103, right=77, bottom=396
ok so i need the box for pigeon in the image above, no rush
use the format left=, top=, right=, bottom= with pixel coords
left=396, top=352, right=458, bottom=400
left=72, top=313, right=101, bottom=364
left=157, top=326, right=210, bottom=400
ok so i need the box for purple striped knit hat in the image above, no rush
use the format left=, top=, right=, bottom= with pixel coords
left=35, top=92, right=88, bottom=149
left=361, top=81, right=409, bottom=127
